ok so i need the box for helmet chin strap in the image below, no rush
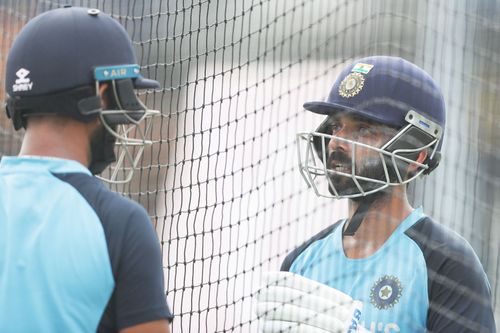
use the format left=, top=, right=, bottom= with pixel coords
left=342, top=192, right=384, bottom=236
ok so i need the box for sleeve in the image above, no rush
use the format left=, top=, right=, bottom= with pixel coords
left=406, top=218, right=496, bottom=333
left=426, top=247, right=495, bottom=333
left=51, top=173, right=174, bottom=331
left=113, top=206, right=174, bottom=330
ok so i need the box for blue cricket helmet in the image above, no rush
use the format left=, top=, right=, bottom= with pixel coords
left=5, top=6, right=158, bottom=98
left=304, top=56, right=446, bottom=150
left=4, top=6, right=162, bottom=181
left=298, top=58, right=447, bottom=235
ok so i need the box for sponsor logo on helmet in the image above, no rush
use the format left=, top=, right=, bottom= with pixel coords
left=94, top=64, right=141, bottom=81
left=370, top=275, right=403, bottom=310
left=12, top=68, right=33, bottom=92
left=339, top=72, right=364, bottom=98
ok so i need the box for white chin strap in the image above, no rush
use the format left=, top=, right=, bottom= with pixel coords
left=296, top=131, right=439, bottom=199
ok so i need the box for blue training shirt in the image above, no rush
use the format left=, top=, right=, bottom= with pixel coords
left=281, top=208, right=495, bottom=333
left=0, top=156, right=173, bottom=332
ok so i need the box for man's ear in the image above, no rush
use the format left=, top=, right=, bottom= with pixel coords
left=98, top=83, right=110, bottom=108
left=408, top=150, right=427, bottom=173
left=416, top=150, right=428, bottom=164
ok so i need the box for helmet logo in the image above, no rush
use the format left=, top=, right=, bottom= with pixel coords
left=95, top=64, right=141, bottom=81
left=351, top=62, right=374, bottom=74
left=87, top=8, right=100, bottom=16
left=339, top=72, right=364, bottom=98
left=12, top=68, right=33, bottom=92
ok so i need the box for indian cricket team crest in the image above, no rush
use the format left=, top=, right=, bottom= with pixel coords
left=370, top=275, right=403, bottom=310
left=338, top=72, right=365, bottom=98
left=338, top=62, right=374, bottom=98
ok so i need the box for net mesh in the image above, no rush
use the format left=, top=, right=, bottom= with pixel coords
left=1, top=0, right=499, bottom=331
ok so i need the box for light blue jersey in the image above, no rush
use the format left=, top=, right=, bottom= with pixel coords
left=0, top=156, right=172, bottom=332
left=282, top=208, right=495, bottom=332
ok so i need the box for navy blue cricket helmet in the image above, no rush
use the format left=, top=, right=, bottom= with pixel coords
left=4, top=6, right=161, bottom=181
left=304, top=56, right=446, bottom=150
left=297, top=56, right=447, bottom=200
left=5, top=6, right=159, bottom=129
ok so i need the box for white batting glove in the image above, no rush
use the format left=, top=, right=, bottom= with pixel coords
left=256, top=271, right=369, bottom=333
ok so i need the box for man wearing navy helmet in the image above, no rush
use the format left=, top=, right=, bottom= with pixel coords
left=256, top=57, right=495, bottom=332
left=0, top=6, right=172, bottom=333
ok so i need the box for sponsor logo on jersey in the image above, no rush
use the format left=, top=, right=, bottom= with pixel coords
left=367, top=321, right=401, bottom=332
left=12, top=68, right=33, bottom=92
left=370, top=275, right=403, bottom=310
left=347, top=308, right=362, bottom=333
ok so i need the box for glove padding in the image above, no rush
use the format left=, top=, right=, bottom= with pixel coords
left=256, top=271, right=367, bottom=333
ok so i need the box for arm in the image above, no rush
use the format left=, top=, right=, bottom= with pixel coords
left=426, top=256, right=495, bottom=332
left=406, top=218, right=496, bottom=332
left=53, top=174, right=174, bottom=331
left=121, top=319, right=170, bottom=333
left=112, top=207, right=174, bottom=331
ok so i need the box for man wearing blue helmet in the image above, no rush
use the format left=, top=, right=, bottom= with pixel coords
left=0, top=6, right=172, bottom=333
left=256, top=57, right=495, bottom=332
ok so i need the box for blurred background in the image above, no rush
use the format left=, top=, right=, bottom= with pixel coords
left=1, top=0, right=499, bottom=331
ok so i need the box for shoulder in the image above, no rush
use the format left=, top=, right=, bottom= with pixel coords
left=52, top=172, right=150, bottom=227
left=52, top=172, right=156, bottom=273
left=53, top=173, right=172, bottom=329
left=281, top=220, right=343, bottom=271
left=404, top=217, right=484, bottom=273
left=405, top=217, right=495, bottom=332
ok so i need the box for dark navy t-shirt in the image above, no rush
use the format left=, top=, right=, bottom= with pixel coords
left=0, top=156, right=173, bottom=332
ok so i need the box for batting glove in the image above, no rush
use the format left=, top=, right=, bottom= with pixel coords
left=256, top=271, right=369, bottom=333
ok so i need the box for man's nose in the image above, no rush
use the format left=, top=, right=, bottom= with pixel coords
left=328, top=130, right=349, bottom=153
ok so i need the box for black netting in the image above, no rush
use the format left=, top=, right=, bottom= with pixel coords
left=1, top=0, right=499, bottom=331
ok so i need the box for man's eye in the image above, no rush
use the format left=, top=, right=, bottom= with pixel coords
left=329, top=123, right=341, bottom=133
left=358, top=125, right=372, bottom=135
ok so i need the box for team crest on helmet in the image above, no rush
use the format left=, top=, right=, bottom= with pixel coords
left=339, top=72, right=364, bottom=98
left=370, top=275, right=403, bottom=310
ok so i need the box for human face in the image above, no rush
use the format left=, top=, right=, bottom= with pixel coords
left=322, top=113, right=397, bottom=196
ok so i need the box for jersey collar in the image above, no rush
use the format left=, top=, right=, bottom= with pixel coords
left=336, top=206, right=426, bottom=260
left=0, top=155, right=91, bottom=175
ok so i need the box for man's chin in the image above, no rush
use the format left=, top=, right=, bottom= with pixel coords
left=327, top=177, right=359, bottom=196
left=327, top=176, right=387, bottom=197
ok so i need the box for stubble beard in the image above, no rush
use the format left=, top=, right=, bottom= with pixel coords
left=327, top=153, right=390, bottom=197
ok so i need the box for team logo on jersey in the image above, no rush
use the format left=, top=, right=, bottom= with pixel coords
left=370, top=275, right=402, bottom=310
left=12, top=68, right=33, bottom=92
left=339, top=72, right=364, bottom=98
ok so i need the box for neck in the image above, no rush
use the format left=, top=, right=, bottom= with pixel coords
left=343, top=186, right=414, bottom=258
left=19, top=116, right=92, bottom=167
